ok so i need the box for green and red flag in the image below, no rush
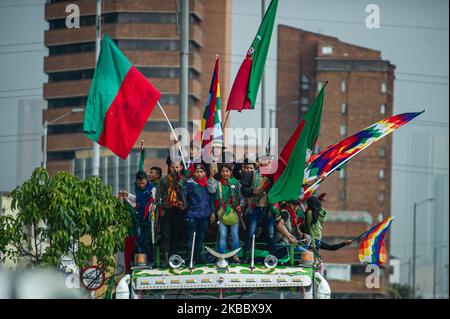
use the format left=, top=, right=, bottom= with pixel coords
left=268, top=86, right=325, bottom=204
left=83, top=34, right=161, bottom=159
left=226, top=0, right=279, bottom=111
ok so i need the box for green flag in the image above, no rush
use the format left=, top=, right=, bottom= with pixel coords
left=226, top=0, right=279, bottom=111
left=268, top=86, right=325, bottom=203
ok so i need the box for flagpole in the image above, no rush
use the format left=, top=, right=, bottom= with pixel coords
left=261, top=0, right=266, bottom=131
left=157, top=101, right=188, bottom=170
left=352, top=230, right=369, bottom=242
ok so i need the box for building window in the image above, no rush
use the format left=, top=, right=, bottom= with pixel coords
left=341, top=81, right=346, bottom=92
left=378, top=147, right=386, bottom=158
left=380, top=103, right=386, bottom=115
left=340, top=125, right=347, bottom=137
left=321, top=46, right=333, bottom=55
left=300, top=97, right=309, bottom=106
left=378, top=213, right=385, bottom=222
left=301, top=75, right=310, bottom=83
left=301, top=75, right=310, bottom=90
left=341, top=103, right=347, bottom=115
left=324, top=264, right=351, bottom=282
left=381, top=82, right=388, bottom=93
left=378, top=190, right=385, bottom=203
left=379, top=168, right=385, bottom=180
left=339, top=190, right=346, bottom=201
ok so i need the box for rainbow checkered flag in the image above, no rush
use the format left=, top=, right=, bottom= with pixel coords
left=358, top=215, right=395, bottom=265
left=301, top=110, right=425, bottom=200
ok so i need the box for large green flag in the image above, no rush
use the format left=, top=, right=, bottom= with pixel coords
left=226, top=0, right=279, bottom=111
left=268, top=86, right=325, bottom=203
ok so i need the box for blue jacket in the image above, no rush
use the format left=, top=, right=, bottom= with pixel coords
left=135, top=182, right=154, bottom=219
left=184, top=178, right=213, bottom=219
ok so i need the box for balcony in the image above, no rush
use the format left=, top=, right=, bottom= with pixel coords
left=46, top=0, right=204, bottom=21
left=44, top=78, right=202, bottom=100
left=44, top=51, right=202, bottom=74
left=45, top=24, right=203, bottom=47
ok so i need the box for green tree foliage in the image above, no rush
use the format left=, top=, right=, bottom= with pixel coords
left=0, top=167, right=130, bottom=274
left=389, top=283, right=417, bottom=299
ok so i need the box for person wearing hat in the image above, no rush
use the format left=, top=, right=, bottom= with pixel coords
left=183, top=163, right=215, bottom=264
left=273, top=200, right=310, bottom=259
left=240, top=159, right=275, bottom=262
left=304, top=195, right=328, bottom=249
left=156, top=158, right=187, bottom=267
left=213, top=163, right=243, bottom=263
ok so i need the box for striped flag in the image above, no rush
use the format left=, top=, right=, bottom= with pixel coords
left=200, top=56, right=223, bottom=149
left=358, top=215, right=395, bottom=265
left=301, top=110, right=426, bottom=199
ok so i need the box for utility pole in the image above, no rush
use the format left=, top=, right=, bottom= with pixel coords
left=179, top=0, right=189, bottom=131
left=92, top=0, right=102, bottom=176
left=434, top=245, right=446, bottom=299
left=260, top=0, right=266, bottom=130
left=412, top=198, right=434, bottom=298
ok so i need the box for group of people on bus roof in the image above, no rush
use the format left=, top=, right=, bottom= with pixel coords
left=119, top=146, right=352, bottom=269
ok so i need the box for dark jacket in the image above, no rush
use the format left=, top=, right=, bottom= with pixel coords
left=156, top=174, right=187, bottom=210
left=240, top=170, right=270, bottom=208
left=184, top=178, right=214, bottom=219
left=135, top=182, right=154, bottom=219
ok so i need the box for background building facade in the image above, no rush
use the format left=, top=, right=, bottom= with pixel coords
left=277, top=25, right=395, bottom=298
left=43, top=0, right=232, bottom=193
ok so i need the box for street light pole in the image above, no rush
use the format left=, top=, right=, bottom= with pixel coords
left=42, top=108, right=84, bottom=169
left=412, top=198, right=434, bottom=298
left=179, top=0, right=189, bottom=131
left=434, top=244, right=446, bottom=299
left=92, top=0, right=102, bottom=176
left=270, top=100, right=302, bottom=128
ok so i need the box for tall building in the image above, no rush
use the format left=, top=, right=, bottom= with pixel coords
left=43, top=0, right=232, bottom=193
left=276, top=25, right=395, bottom=298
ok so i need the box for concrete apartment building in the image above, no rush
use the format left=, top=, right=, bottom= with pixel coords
left=276, top=25, right=395, bottom=298
left=43, top=0, right=231, bottom=193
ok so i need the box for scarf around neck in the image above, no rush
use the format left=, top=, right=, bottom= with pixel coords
left=194, top=176, right=207, bottom=187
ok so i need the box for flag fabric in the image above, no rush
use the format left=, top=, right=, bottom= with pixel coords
left=123, top=199, right=138, bottom=273
left=268, top=86, right=325, bottom=204
left=138, top=140, right=145, bottom=172
left=83, top=34, right=161, bottom=159
left=302, top=110, right=426, bottom=196
left=358, top=215, right=395, bottom=265
left=226, top=0, right=279, bottom=111
left=200, top=56, right=223, bottom=149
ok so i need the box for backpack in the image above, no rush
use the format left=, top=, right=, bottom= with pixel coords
left=217, top=182, right=239, bottom=226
